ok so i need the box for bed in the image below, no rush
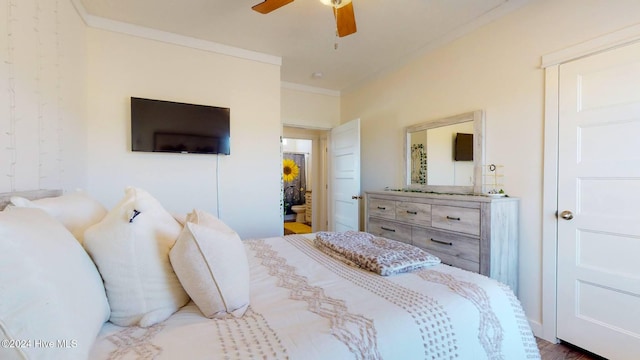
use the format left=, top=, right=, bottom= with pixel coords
left=0, top=189, right=540, bottom=360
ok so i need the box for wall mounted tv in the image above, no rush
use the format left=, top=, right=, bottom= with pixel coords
left=454, top=133, right=473, bottom=161
left=131, top=97, right=230, bottom=155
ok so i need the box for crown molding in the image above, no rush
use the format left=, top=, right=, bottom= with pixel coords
left=70, top=0, right=281, bottom=66
left=541, top=22, right=640, bottom=68
left=281, top=82, right=341, bottom=97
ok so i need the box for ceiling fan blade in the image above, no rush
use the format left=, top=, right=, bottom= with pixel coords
left=252, top=0, right=294, bottom=14
left=334, top=2, right=357, bottom=37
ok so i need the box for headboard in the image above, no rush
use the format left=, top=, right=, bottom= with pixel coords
left=0, top=189, right=62, bottom=210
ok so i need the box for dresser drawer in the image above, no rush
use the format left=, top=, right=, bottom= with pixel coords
left=368, top=198, right=396, bottom=220
left=395, top=201, right=431, bottom=226
left=431, top=205, right=480, bottom=236
left=412, top=227, right=480, bottom=272
left=433, top=252, right=479, bottom=273
left=368, top=218, right=411, bottom=244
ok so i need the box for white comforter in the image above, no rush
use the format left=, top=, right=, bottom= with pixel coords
left=90, top=234, right=540, bottom=359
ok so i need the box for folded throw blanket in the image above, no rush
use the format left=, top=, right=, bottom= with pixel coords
left=314, top=231, right=440, bottom=276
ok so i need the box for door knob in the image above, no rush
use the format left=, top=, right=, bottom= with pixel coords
left=559, top=210, right=574, bottom=220
left=351, top=195, right=362, bottom=200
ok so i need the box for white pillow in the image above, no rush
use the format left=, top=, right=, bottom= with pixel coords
left=172, top=212, right=187, bottom=226
left=0, top=207, right=110, bottom=360
left=185, top=208, right=235, bottom=232
left=170, top=210, right=250, bottom=318
left=10, top=190, right=107, bottom=245
left=83, top=187, right=189, bottom=327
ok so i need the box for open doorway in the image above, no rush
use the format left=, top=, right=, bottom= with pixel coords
left=282, top=126, right=328, bottom=235
left=282, top=138, right=311, bottom=224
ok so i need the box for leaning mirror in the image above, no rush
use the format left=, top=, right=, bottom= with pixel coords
left=404, top=110, right=484, bottom=194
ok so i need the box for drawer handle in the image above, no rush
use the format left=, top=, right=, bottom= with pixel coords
left=377, top=206, right=386, bottom=210
left=431, top=238, right=453, bottom=246
left=381, top=226, right=396, bottom=232
left=406, top=210, right=418, bottom=215
left=446, top=216, right=461, bottom=221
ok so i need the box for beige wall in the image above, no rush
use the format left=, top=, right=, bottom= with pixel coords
left=281, top=86, right=340, bottom=129
left=0, top=0, right=87, bottom=193
left=341, top=0, right=640, bottom=332
left=85, top=28, right=283, bottom=239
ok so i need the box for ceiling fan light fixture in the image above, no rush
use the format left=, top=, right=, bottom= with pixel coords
left=252, top=0, right=356, bottom=38
left=319, top=0, right=352, bottom=9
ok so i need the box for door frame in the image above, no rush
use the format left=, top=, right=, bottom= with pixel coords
left=282, top=125, right=330, bottom=232
left=540, top=23, right=640, bottom=343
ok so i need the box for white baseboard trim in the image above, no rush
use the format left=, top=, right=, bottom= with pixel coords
left=529, top=319, right=542, bottom=336
left=529, top=318, right=557, bottom=343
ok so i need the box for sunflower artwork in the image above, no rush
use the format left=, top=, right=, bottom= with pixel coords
left=282, top=158, right=300, bottom=182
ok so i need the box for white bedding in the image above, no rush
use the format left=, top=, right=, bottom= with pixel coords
left=90, top=234, right=540, bottom=359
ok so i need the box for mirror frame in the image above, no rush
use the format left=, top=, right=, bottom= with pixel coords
left=404, top=110, right=485, bottom=194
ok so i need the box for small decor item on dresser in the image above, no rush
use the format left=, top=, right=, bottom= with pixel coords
left=486, top=189, right=506, bottom=197
left=483, top=164, right=506, bottom=197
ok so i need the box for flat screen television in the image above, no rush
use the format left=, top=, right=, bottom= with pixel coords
left=131, top=97, right=230, bottom=155
left=454, top=133, right=473, bottom=161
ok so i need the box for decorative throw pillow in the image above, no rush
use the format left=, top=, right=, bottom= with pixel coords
left=83, top=187, right=189, bottom=327
left=185, top=208, right=235, bottom=233
left=170, top=210, right=250, bottom=318
left=172, top=212, right=187, bottom=226
left=10, top=190, right=107, bottom=245
left=0, top=208, right=110, bottom=360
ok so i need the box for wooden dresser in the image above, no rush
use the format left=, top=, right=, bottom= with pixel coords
left=365, top=190, right=519, bottom=292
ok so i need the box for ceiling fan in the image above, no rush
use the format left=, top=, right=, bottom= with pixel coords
left=252, top=0, right=357, bottom=38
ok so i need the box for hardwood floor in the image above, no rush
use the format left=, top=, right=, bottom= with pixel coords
left=537, top=338, right=607, bottom=360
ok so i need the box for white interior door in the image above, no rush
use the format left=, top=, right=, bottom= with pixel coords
left=557, top=41, right=640, bottom=359
left=329, top=118, right=360, bottom=232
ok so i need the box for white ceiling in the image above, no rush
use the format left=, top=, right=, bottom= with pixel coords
left=79, top=0, right=529, bottom=93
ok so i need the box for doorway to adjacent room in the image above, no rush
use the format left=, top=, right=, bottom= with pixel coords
left=282, top=126, right=329, bottom=235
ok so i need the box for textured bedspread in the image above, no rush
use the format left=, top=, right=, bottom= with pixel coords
left=90, top=234, right=540, bottom=360
left=314, top=230, right=441, bottom=275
